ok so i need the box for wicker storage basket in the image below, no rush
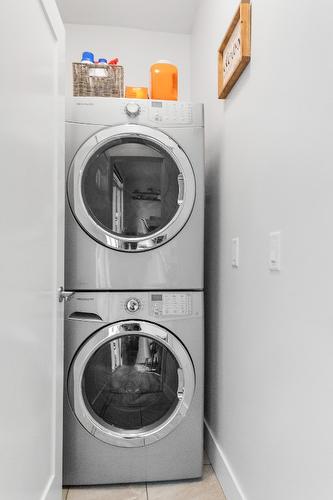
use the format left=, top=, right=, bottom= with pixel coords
left=72, top=62, right=124, bottom=97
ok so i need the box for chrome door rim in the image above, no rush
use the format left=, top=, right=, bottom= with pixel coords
left=68, top=320, right=195, bottom=447
left=67, top=124, right=196, bottom=252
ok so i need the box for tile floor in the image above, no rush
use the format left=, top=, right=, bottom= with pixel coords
left=62, top=452, right=226, bottom=500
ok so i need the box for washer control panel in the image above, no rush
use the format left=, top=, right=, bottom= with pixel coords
left=125, top=297, right=141, bottom=313
left=150, top=293, right=192, bottom=317
left=149, top=101, right=193, bottom=124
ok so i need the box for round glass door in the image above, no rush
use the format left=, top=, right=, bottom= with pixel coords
left=67, top=125, right=196, bottom=251
left=68, top=321, right=195, bottom=447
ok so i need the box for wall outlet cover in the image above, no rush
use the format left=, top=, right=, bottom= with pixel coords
left=269, top=231, right=281, bottom=271
left=232, top=237, right=239, bottom=268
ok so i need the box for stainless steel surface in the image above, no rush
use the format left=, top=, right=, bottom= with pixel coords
left=65, top=291, right=201, bottom=321
left=65, top=97, right=204, bottom=291
left=67, top=124, right=196, bottom=252
left=66, top=97, right=204, bottom=128
left=63, top=291, right=204, bottom=485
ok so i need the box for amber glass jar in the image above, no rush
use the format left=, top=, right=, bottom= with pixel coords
left=150, top=60, right=178, bottom=101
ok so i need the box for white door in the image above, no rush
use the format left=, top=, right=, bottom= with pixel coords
left=0, top=1, right=65, bottom=500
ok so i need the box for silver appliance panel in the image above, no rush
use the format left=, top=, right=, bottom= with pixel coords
left=66, top=97, right=204, bottom=128
left=65, top=292, right=201, bottom=322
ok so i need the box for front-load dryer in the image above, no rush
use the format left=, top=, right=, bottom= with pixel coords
left=63, top=291, right=204, bottom=485
left=65, top=97, right=204, bottom=291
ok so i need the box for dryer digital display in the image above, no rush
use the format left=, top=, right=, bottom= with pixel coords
left=151, top=101, right=163, bottom=108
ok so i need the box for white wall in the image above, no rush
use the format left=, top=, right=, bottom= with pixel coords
left=65, top=23, right=191, bottom=100
left=191, top=1, right=333, bottom=499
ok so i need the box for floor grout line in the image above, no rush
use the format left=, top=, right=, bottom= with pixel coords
left=145, top=481, right=149, bottom=500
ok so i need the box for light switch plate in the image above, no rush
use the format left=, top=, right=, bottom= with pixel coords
left=232, top=237, right=239, bottom=268
left=269, top=231, right=281, bottom=271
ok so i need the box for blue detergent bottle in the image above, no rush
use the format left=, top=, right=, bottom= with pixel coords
left=81, top=51, right=94, bottom=64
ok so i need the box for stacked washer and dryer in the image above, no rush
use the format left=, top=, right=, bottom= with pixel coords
left=63, top=97, right=205, bottom=485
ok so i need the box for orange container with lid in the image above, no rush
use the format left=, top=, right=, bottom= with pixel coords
left=150, top=60, right=178, bottom=101
left=125, top=86, right=148, bottom=99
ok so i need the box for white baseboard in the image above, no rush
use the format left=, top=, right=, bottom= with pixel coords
left=204, top=420, right=247, bottom=500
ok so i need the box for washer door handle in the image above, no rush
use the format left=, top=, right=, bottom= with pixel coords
left=177, top=368, right=185, bottom=399
left=177, top=173, right=185, bottom=205
left=116, top=321, right=168, bottom=340
left=119, top=322, right=142, bottom=333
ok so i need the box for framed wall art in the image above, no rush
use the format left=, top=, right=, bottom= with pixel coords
left=218, top=0, right=251, bottom=99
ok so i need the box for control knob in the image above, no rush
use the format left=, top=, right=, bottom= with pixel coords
left=125, top=102, right=141, bottom=117
left=125, top=297, right=141, bottom=313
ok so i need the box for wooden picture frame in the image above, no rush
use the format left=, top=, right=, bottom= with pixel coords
left=218, top=0, right=251, bottom=99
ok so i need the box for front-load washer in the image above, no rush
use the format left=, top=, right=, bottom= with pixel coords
left=65, top=97, right=204, bottom=291
left=63, top=291, right=204, bottom=485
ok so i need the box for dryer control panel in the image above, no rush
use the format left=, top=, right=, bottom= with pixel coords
left=67, top=97, right=203, bottom=128
left=149, top=101, right=193, bottom=124
left=150, top=293, right=192, bottom=317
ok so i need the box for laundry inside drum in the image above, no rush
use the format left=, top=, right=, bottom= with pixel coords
left=81, top=138, right=182, bottom=238
left=82, top=335, right=180, bottom=430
